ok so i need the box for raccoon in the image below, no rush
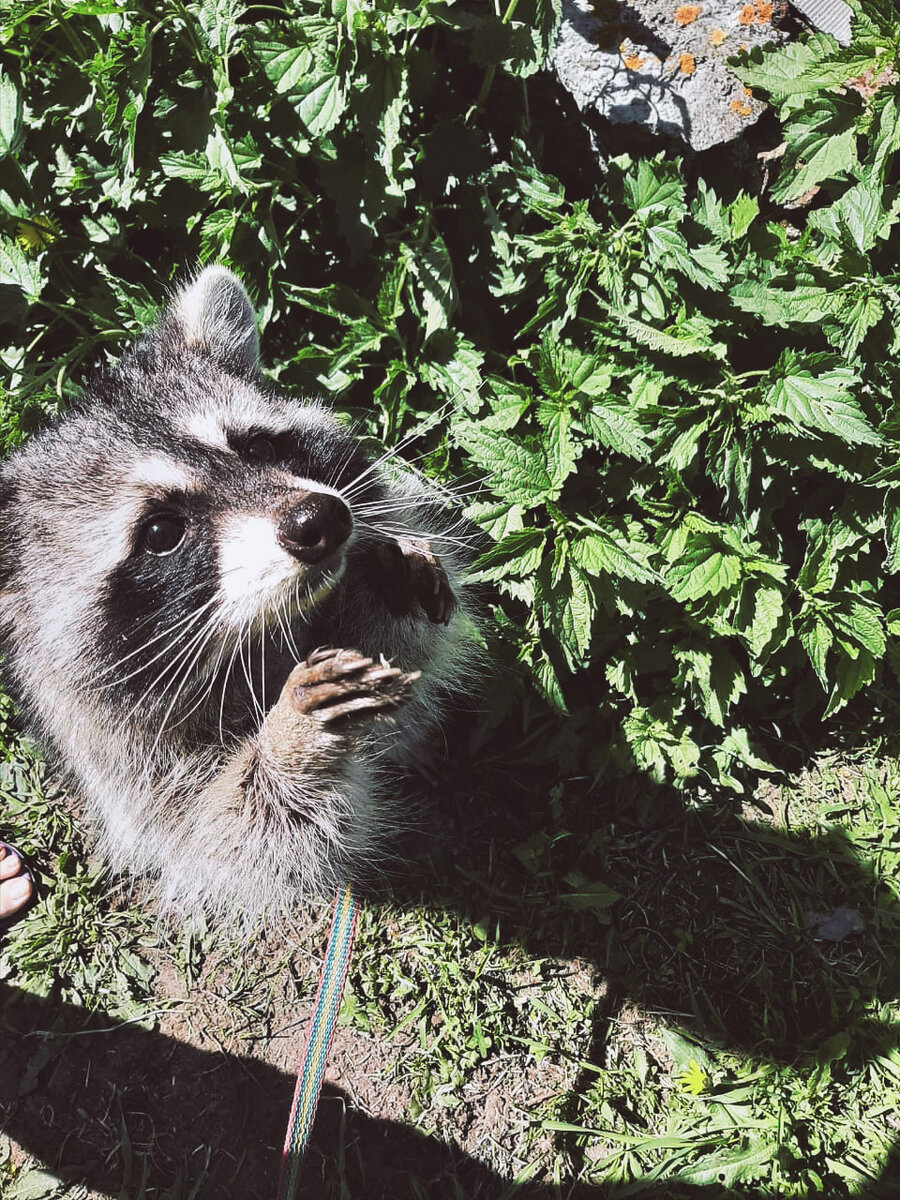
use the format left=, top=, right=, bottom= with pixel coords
left=0, top=267, right=475, bottom=924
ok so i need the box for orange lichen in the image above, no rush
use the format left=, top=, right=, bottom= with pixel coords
left=730, top=99, right=753, bottom=116
left=709, top=27, right=727, bottom=44
left=674, top=4, right=702, bottom=24
left=739, top=0, right=774, bottom=22
left=623, top=53, right=646, bottom=69
left=678, top=52, right=696, bottom=74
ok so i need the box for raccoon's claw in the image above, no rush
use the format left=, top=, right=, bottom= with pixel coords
left=286, top=648, right=420, bottom=725
left=370, top=538, right=457, bottom=626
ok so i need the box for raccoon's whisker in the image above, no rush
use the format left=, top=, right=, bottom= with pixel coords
left=259, top=600, right=268, bottom=716
left=117, top=605, right=225, bottom=736
left=149, top=616, right=226, bottom=749
left=82, top=594, right=220, bottom=690
left=276, top=593, right=303, bottom=662
left=237, top=618, right=265, bottom=725
left=166, top=625, right=235, bottom=734
left=338, top=397, right=460, bottom=498
left=218, top=632, right=246, bottom=746
left=355, top=520, right=479, bottom=554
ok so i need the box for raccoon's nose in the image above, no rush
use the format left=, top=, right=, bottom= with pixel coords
left=278, top=494, right=352, bottom=564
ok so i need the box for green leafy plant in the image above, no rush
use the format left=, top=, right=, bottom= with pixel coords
left=2, top=0, right=900, bottom=798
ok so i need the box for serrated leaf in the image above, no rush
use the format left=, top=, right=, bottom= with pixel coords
left=615, top=313, right=718, bottom=359
left=0, top=236, right=43, bottom=299
left=667, top=541, right=742, bottom=603
left=766, top=366, right=879, bottom=445
left=624, top=157, right=685, bottom=214
left=537, top=404, right=579, bottom=487
left=405, top=234, right=458, bottom=341
left=673, top=1138, right=775, bottom=1188
left=0, top=73, right=23, bottom=159
left=584, top=401, right=649, bottom=460
left=454, top=422, right=554, bottom=507
left=884, top=492, right=900, bottom=573
left=825, top=646, right=876, bottom=717
left=254, top=41, right=313, bottom=94
left=297, top=72, right=344, bottom=138
left=831, top=593, right=886, bottom=658
left=799, top=614, right=832, bottom=685
left=467, top=526, right=546, bottom=582
left=571, top=528, right=656, bottom=583
left=728, top=193, right=759, bottom=239
left=465, top=499, right=525, bottom=541
left=746, top=584, right=785, bottom=657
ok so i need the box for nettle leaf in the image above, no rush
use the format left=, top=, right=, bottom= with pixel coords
left=675, top=643, right=747, bottom=727
left=799, top=612, right=833, bottom=685
left=744, top=584, right=786, bottom=658
left=825, top=648, right=877, bottom=717
left=729, top=193, right=759, bottom=240
left=667, top=536, right=742, bottom=603
left=538, top=555, right=597, bottom=670
left=623, top=706, right=700, bottom=782
left=831, top=592, right=886, bottom=659
left=0, top=72, right=23, bottom=159
left=296, top=72, right=345, bottom=138
left=614, top=312, right=722, bottom=360
left=255, top=41, right=314, bottom=95
left=536, top=403, right=580, bottom=487
left=584, top=401, right=649, bottom=460
left=623, top=156, right=685, bottom=215
left=0, top=236, right=43, bottom=300
left=765, top=358, right=879, bottom=445
left=884, top=491, right=900, bottom=573
left=731, top=281, right=836, bottom=326
left=645, top=223, right=728, bottom=289
left=404, top=234, right=458, bottom=342
left=468, top=527, right=546, bottom=583
left=465, top=500, right=525, bottom=541
left=571, top=526, right=657, bottom=584
left=453, top=421, right=554, bottom=507
left=773, top=96, right=859, bottom=203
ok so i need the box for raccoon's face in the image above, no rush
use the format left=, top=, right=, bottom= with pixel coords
left=0, top=268, right=384, bottom=736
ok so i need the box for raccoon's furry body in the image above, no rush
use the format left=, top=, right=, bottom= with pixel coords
left=0, top=268, right=475, bottom=924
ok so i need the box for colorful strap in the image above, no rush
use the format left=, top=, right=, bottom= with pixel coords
left=277, top=882, right=358, bottom=1200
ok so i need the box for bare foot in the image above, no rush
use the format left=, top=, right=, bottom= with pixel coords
left=0, top=844, right=33, bottom=922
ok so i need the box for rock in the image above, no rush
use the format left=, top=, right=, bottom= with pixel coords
left=550, top=0, right=789, bottom=151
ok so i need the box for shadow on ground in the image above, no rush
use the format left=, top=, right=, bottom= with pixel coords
left=3, top=707, right=900, bottom=1197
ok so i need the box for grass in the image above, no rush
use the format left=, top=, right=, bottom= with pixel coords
left=3, top=710, right=900, bottom=1198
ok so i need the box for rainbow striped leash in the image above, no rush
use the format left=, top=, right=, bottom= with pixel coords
left=277, top=882, right=358, bottom=1200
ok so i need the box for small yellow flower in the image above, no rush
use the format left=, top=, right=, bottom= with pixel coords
left=16, top=218, right=57, bottom=253
left=679, top=1059, right=709, bottom=1095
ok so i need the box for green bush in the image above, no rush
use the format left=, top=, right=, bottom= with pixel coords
left=2, top=0, right=900, bottom=797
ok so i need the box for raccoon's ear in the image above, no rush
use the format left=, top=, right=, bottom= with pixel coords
left=166, top=266, right=259, bottom=377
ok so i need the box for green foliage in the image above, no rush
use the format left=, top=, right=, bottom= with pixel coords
left=1, top=0, right=900, bottom=804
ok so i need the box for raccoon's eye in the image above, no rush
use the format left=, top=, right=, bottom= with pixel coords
left=246, top=436, right=276, bottom=465
left=141, top=514, right=186, bottom=555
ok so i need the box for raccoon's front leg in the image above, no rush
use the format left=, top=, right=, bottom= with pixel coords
left=367, top=536, right=457, bottom=625
left=232, top=648, right=420, bottom=813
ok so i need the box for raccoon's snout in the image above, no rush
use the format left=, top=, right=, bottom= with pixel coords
left=278, top=493, right=352, bottom=564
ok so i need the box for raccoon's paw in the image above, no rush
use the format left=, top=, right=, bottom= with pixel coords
left=286, top=647, right=420, bottom=726
left=371, top=537, right=457, bottom=626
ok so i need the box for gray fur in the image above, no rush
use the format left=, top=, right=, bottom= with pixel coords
left=0, top=268, right=477, bottom=925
